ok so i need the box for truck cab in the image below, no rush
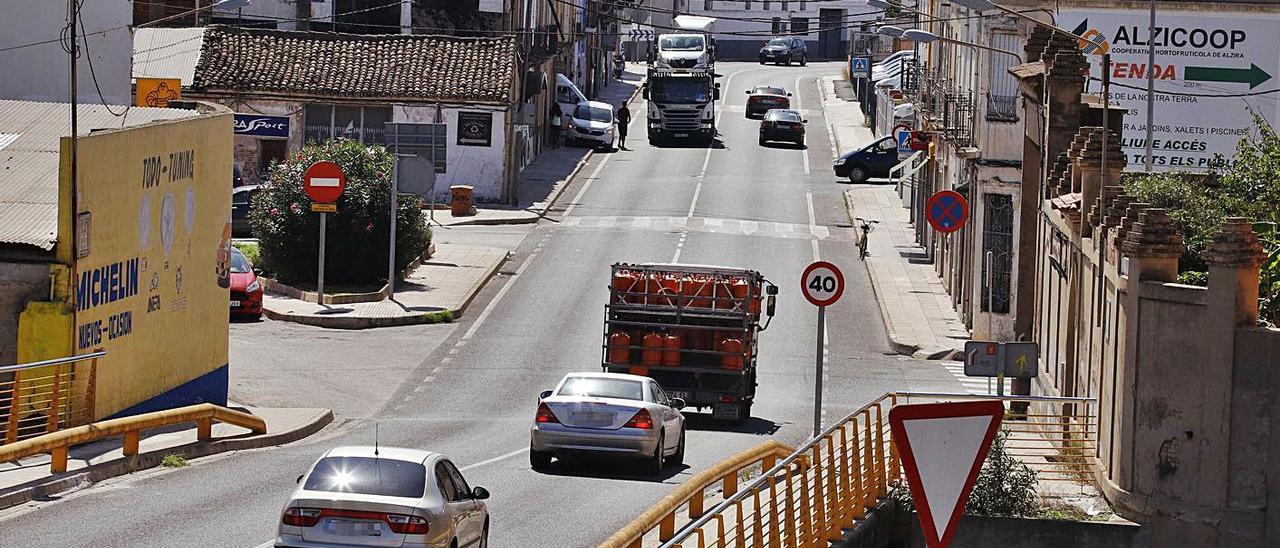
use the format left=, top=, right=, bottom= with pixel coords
left=643, top=68, right=720, bottom=144
left=655, top=34, right=710, bottom=70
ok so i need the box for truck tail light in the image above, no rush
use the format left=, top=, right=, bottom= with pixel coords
left=282, top=507, right=322, bottom=527
left=536, top=402, right=560, bottom=424
left=625, top=408, right=654, bottom=429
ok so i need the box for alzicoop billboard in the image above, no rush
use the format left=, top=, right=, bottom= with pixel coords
left=1063, top=9, right=1280, bottom=172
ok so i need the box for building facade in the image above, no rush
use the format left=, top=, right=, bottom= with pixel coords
left=688, top=0, right=874, bottom=60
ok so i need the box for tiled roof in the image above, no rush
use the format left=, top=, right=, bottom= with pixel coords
left=0, top=101, right=201, bottom=251
left=191, top=27, right=516, bottom=104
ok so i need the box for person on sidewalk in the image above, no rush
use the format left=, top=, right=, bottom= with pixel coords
left=615, top=103, right=631, bottom=150
left=549, top=102, right=563, bottom=149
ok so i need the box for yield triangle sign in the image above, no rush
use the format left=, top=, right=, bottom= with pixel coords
left=889, top=401, right=1004, bottom=548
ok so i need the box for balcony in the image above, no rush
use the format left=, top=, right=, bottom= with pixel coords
left=986, top=93, right=1018, bottom=123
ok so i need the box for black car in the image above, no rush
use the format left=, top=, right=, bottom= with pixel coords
left=833, top=136, right=901, bottom=183
left=759, top=109, right=807, bottom=146
left=759, top=37, right=807, bottom=66
left=231, top=185, right=260, bottom=237
left=745, top=85, right=791, bottom=118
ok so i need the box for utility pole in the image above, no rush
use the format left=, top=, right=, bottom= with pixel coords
left=1144, top=0, right=1155, bottom=172
left=69, top=0, right=79, bottom=264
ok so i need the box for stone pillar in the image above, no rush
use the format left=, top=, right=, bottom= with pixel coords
left=1202, top=218, right=1266, bottom=327
left=1120, top=209, right=1184, bottom=282
left=1024, top=26, right=1053, bottom=63
left=1042, top=44, right=1087, bottom=197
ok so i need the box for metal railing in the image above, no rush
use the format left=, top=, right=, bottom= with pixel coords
left=0, top=351, right=103, bottom=445
left=0, top=403, right=267, bottom=473
left=615, top=391, right=1102, bottom=547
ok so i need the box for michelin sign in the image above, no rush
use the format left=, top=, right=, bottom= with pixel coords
left=1063, top=9, right=1279, bottom=171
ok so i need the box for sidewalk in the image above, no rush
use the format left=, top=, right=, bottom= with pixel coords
left=0, top=405, right=332, bottom=510
left=820, top=75, right=969, bottom=360
left=261, top=243, right=509, bottom=329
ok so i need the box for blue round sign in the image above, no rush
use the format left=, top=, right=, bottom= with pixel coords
left=926, top=190, right=969, bottom=234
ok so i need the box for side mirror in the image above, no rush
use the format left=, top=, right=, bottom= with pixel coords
left=296, top=474, right=305, bottom=484
left=472, top=486, right=490, bottom=500
left=787, top=92, right=793, bottom=96
left=714, top=89, right=721, bottom=100
left=767, top=295, right=777, bottom=317
left=253, top=268, right=263, bottom=276
left=642, top=86, right=649, bottom=100
left=802, top=120, right=809, bottom=124
left=539, top=390, right=553, bottom=400
left=670, top=397, right=686, bottom=409
left=744, top=90, right=751, bottom=94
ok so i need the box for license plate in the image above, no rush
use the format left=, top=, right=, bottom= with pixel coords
left=575, top=411, right=612, bottom=427
left=674, top=133, right=688, bottom=137
left=327, top=519, right=383, bottom=537
left=229, top=300, right=241, bottom=307
left=713, top=403, right=740, bottom=421
left=668, top=391, right=692, bottom=403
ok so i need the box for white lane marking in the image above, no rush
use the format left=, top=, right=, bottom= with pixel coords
left=255, top=541, right=275, bottom=548
left=462, top=250, right=538, bottom=340
left=459, top=447, right=530, bottom=472
left=672, top=232, right=689, bottom=263
left=687, top=147, right=711, bottom=218
left=807, top=191, right=820, bottom=260
left=794, top=73, right=811, bottom=176
left=441, top=357, right=452, bottom=364
left=562, top=151, right=615, bottom=218
left=432, top=366, right=443, bottom=373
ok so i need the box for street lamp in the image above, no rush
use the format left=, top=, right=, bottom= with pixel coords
left=897, top=28, right=1022, bottom=62
left=876, top=25, right=906, bottom=38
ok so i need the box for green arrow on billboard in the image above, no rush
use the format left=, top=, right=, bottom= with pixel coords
left=1185, top=63, right=1272, bottom=89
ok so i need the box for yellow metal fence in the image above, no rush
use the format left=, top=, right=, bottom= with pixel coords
left=605, top=392, right=1101, bottom=548
left=0, top=351, right=102, bottom=445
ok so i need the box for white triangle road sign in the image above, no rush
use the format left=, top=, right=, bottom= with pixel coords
left=889, top=401, right=1005, bottom=548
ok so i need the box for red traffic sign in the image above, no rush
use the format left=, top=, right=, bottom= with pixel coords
left=801, top=261, right=844, bottom=307
left=890, top=401, right=1004, bottom=548
left=303, top=161, right=347, bottom=204
left=925, top=190, right=968, bottom=234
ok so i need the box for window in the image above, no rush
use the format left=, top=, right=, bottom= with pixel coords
left=648, top=383, right=662, bottom=404
left=981, top=193, right=1014, bottom=314
left=744, top=0, right=751, bottom=9
left=986, top=32, right=1022, bottom=122
left=660, top=35, right=705, bottom=51
left=574, top=105, right=613, bottom=123
left=763, top=0, right=771, bottom=9
left=434, top=462, right=457, bottom=501
left=259, top=139, right=287, bottom=174
left=771, top=17, right=784, bottom=34
left=387, top=123, right=448, bottom=173
left=557, top=377, right=645, bottom=400
left=705, top=0, right=713, bottom=9
left=790, top=17, right=809, bottom=34
left=303, top=105, right=393, bottom=145
left=442, top=460, right=472, bottom=500
left=782, top=0, right=788, bottom=9
left=799, top=0, right=806, bottom=10
left=304, top=457, right=426, bottom=498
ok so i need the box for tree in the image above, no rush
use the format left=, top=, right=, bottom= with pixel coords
left=250, top=139, right=431, bottom=287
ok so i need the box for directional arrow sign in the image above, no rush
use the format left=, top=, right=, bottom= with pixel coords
left=890, top=401, right=1004, bottom=548
left=1001, top=342, right=1038, bottom=379
left=1185, top=63, right=1272, bottom=90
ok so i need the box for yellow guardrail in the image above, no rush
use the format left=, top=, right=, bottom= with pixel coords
left=0, top=403, right=266, bottom=473
left=1, top=351, right=104, bottom=444
left=600, top=440, right=798, bottom=548
left=625, top=391, right=1102, bottom=547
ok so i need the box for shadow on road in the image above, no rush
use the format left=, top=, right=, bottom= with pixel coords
left=683, top=413, right=782, bottom=436
left=535, top=456, right=691, bottom=483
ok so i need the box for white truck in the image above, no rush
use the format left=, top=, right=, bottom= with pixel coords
left=643, top=67, right=719, bottom=145
left=653, top=15, right=717, bottom=70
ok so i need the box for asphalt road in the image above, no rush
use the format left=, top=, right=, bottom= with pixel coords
left=0, top=62, right=964, bottom=548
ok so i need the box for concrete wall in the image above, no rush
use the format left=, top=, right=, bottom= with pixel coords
left=393, top=106, right=509, bottom=202
left=0, top=263, right=50, bottom=365
left=908, top=514, right=1142, bottom=548
left=0, top=1, right=131, bottom=104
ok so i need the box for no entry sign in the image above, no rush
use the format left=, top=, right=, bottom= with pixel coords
left=926, top=190, right=968, bottom=234
left=303, top=161, right=347, bottom=204
left=801, top=261, right=844, bottom=307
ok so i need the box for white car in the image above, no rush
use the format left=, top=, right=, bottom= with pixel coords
left=275, top=446, right=490, bottom=548
left=566, top=101, right=617, bottom=149
left=530, top=372, right=686, bottom=474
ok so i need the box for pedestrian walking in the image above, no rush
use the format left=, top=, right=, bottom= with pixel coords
left=615, top=103, right=631, bottom=150
left=550, top=102, right=563, bottom=149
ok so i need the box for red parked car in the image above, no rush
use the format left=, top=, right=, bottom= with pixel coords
left=229, top=247, right=262, bottom=319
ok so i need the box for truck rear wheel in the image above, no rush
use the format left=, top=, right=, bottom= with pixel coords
left=736, top=402, right=752, bottom=425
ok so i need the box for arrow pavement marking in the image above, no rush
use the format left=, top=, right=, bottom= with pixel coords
left=1185, top=63, right=1272, bottom=89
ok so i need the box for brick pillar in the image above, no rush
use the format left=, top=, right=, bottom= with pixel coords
left=1121, top=208, right=1184, bottom=282
left=1042, top=45, right=1087, bottom=197
left=1024, top=26, right=1053, bottom=63
left=1202, top=218, right=1266, bottom=327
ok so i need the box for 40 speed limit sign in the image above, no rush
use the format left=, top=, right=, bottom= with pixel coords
left=801, top=261, right=844, bottom=307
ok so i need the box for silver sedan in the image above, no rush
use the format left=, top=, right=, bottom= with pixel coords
left=529, top=372, right=686, bottom=474
left=275, top=446, right=490, bottom=548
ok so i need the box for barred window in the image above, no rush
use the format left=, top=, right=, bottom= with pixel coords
left=981, top=193, right=1014, bottom=314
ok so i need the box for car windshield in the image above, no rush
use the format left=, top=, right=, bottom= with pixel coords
left=303, top=457, right=426, bottom=498
left=557, top=377, right=645, bottom=401
left=574, top=105, right=613, bottom=123
left=650, top=78, right=712, bottom=103
left=767, top=38, right=790, bottom=47
left=230, top=249, right=251, bottom=274
left=755, top=86, right=786, bottom=96
left=660, top=36, right=704, bottom=51
left=766, top=110, right=802, bottom=122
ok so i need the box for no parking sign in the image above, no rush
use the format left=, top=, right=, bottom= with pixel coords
left=925, top=190, right=969, bottom=234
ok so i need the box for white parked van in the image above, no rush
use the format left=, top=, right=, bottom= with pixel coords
left=565, top=100, right=616, bottom=149
left=555, top=73, right=589, bottom=118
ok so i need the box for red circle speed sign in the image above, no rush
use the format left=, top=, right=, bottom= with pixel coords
left=801, top=261, right=844, bottom=307
left=303, top=161, right=347, bottom=204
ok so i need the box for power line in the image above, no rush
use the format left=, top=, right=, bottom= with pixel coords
left=1089, top=76, right=1280, bottom=98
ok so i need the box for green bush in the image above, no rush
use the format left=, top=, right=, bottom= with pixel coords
left=892, top=431, right=1040, bottom=518
left=250, top=139, right=431, bottom=286
left=232, top=241, right=260, bottom=268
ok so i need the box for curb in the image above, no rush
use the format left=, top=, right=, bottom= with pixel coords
left=842, top=190, right=922, bottom=359
left=443, top=214, right=541, bottom=227
left=452, top=251, right=510, bottom=317
left=538, top=78, right=647, bottom=215
left=0, top=408, right=334, bottom=511
left=260, top=306, right=454, bottom=329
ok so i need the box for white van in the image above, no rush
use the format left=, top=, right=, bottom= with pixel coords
left=656, top=34, right=710, bottom=69
left=565, top=100, right=616, bottom=149
left=555, top=73, right=589, bottom=119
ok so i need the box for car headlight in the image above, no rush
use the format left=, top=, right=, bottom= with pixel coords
left=246, top=280, right=261, bottom=293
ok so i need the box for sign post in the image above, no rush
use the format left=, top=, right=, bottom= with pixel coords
left=890, top=401, right=1005, bottom=548
left=303, top=161, right=347, bottom=303
left=801, top=261, right=845, bottom=437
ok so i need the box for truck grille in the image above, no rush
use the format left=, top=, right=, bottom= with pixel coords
left=666, top=58, right=697, bottom=69
left=661, top=108, right=702, bottom=130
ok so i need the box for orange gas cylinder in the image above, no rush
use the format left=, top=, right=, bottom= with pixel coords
left=680, top=276, right=702, bottom=308
left=713, top=279, right=735, bottom=309
left=730, top=278, right=749, bottom=311
left=642, top=273, right=663, bottom=306
left=663, top=333, right=683, bottom=366
left=695, top=277, right=715, bottom=308
left=642, top=332, right=664, bottom=366
left=719, top=338, right=745, bottom=370
left=612, top=271, right=637, bottom=303
left=629, top=365, right=649, bottom=376
left=608, top=331, right=632, bottom=364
